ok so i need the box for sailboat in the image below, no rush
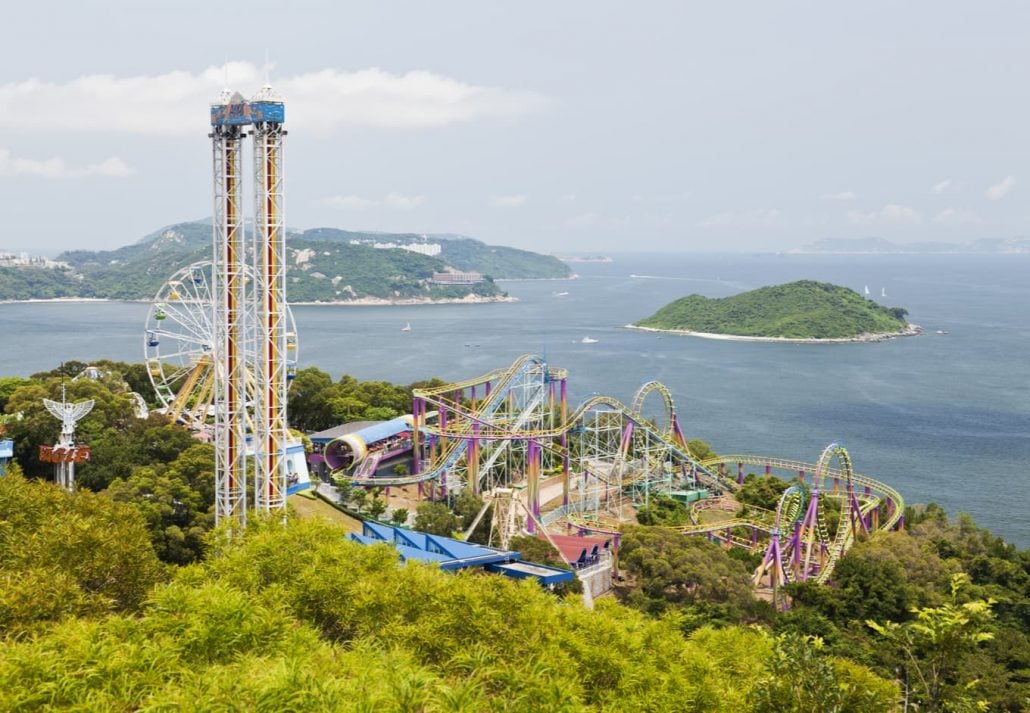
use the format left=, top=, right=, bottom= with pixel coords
left=864, top=285, right=870, bottom=295
left=401, top=323, right=412, bottom=332
left=880, top=287, right=887, bottom=298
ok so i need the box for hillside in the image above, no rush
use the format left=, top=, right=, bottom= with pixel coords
left=287, top=227, right=571, bottom=279
left=635, top=280, right=912, bottom=339
left=0, top=222, right=567, bottom=302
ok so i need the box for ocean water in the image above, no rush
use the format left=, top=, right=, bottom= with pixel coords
left=1, top=252, right=1027, bottom=546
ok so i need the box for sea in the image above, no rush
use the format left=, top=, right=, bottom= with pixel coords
left=1, top=252, right=1027, bottom=547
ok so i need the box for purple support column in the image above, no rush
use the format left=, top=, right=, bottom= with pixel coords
left=561, top=432, right=570, bottom=507
left=764, top=464, right=771, bottom=477
left=672, top=416, right=686, bottom=448
left=412, top=398, right=422, bottom=475
left=737, top=462, right=744, bottom=485
left=526, top=440, right=541, bottom=533
left=485, top=380, right=492, bottom=398
left=798, top=469, right=805, bottom=483
left=791, top=521, right=802, bottom=568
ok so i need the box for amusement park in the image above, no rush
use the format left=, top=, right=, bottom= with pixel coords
left=39, top=88, right=908, bottom=607
left=4, top=6, right=1028, bottom=705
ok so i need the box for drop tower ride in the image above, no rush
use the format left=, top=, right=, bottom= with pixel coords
left=210, top=87, right=288, bottom=528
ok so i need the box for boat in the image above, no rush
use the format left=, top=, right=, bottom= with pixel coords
left=936, top=330, right=949, bottom=335
left=881, top=287, right=887, bottom=298
left=581, top=337, right=598, bottom=344
left=553, top=291, right=570, bottom=297
left=401, top=323, right=411, bottom=332
left=864, top=285, right=870, bottom=295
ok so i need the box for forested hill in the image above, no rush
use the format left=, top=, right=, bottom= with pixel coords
left=635, top=281, right=911, bottom=339
left=0, top=222, right=569, bottom=301
left=290, top=228, right=570, bottom=279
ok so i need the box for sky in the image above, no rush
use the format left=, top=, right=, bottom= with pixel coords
left=0, top=1, right=1027, bottom=254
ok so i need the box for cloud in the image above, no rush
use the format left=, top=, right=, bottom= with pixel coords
left=382, top=192, right=427, bottom=210
left=321, top=192, right=426, bottom=210
left=696, top=208, right=784, bottom=229
left=565, top=212, right=598, bottom=228
left=819, top=191, right=856, bottom=201
left=933, top=208, right=980, bottom=225
left=985, top=175, right=1015, bottom=201
left=932, top=178, right=952, bottom=194
left=0, top=148, right=134, bottom=178
left=848, top=203, right=921, bottom=225
left=0, top=62, right=545, bottom=135
left=490, top=194, right=527, bottom=208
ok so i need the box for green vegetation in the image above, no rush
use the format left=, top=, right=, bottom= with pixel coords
left=1, top=361, right=1025, bottom=710
left=285, top=366, right=443, bottom=432
left=0, top=497, right=900, bottom=711
left=636, top=280, right=911, bottom=339
left=437, top=236, right=570, bottom=279
left=0, top=222, right=566, bottom=302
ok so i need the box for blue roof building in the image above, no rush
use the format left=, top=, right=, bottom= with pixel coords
left=350, top=522, right=574, bottom=586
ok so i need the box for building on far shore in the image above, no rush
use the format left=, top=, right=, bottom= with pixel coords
left=431, top=271, right=484, bottom=285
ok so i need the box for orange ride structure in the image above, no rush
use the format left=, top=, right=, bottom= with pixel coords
left=328, top=355, right=905, bottom=594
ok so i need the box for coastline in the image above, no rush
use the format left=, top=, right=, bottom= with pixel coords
left=0, top=295, right=518, bottom=307
left=291, top=294, right=518, bottom=306
left=625, top=323, right=923, bottom=344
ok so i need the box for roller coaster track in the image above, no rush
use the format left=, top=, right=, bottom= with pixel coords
left=340, top=355, right=736, bottom=494
left=698, top=454, right=904, bottom=531
left=346, top=354, right=549, bottom=486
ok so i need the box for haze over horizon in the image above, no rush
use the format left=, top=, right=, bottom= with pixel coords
left=1, top=1, right=1027, bottom=255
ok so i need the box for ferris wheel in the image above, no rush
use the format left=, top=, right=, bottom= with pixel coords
left=144, top=261, right=298, bottom=428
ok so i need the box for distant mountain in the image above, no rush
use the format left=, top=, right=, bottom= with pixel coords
left=0, top=222, right=571, bottom=302
left=286, top=228, right=571, bottom=279
left=793, top=237, right=1030, bottom=254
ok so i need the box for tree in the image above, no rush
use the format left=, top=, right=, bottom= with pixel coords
left=413, top=501, right=461, bottom=536
left=0, top=474, right=165, bottom=637
left=367, top=496, right=387, bottom=521
left=0, top=376, right=33, bottom=412
left=350, top=488, right=368, bottom=514
left=688, top=438, right=716, bottom=461
left=737, top=473, right=792, bottom=511
left=618, top=526, right=765, bottom=626
left=105, top=463, right=210, bottom=565
left=285, top=367, right=335, bottom=432
left=390, top=508, right=409, bottom=526
left=752, top=633, right=898, bottom=713
left=868, top=574, right=996, bottom=712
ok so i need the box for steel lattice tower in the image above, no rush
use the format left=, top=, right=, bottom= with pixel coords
left=209, top=88, right=287, bottom=528
left=251, top=85, right=288, bottom=516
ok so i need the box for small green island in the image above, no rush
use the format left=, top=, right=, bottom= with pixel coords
left=630, top=280, right=919, bottom=342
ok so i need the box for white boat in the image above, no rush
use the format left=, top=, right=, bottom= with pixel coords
left=936, top=330, right=949, bottom=335
left=401, top=323, right=411, bottom=332
left=881, top=287, right=887, bottom=298
left=581, top=336, right=598, bottom=344
left=553, top=291, right=570, bottom=297
left=864, top=285, right=870, bottom=295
